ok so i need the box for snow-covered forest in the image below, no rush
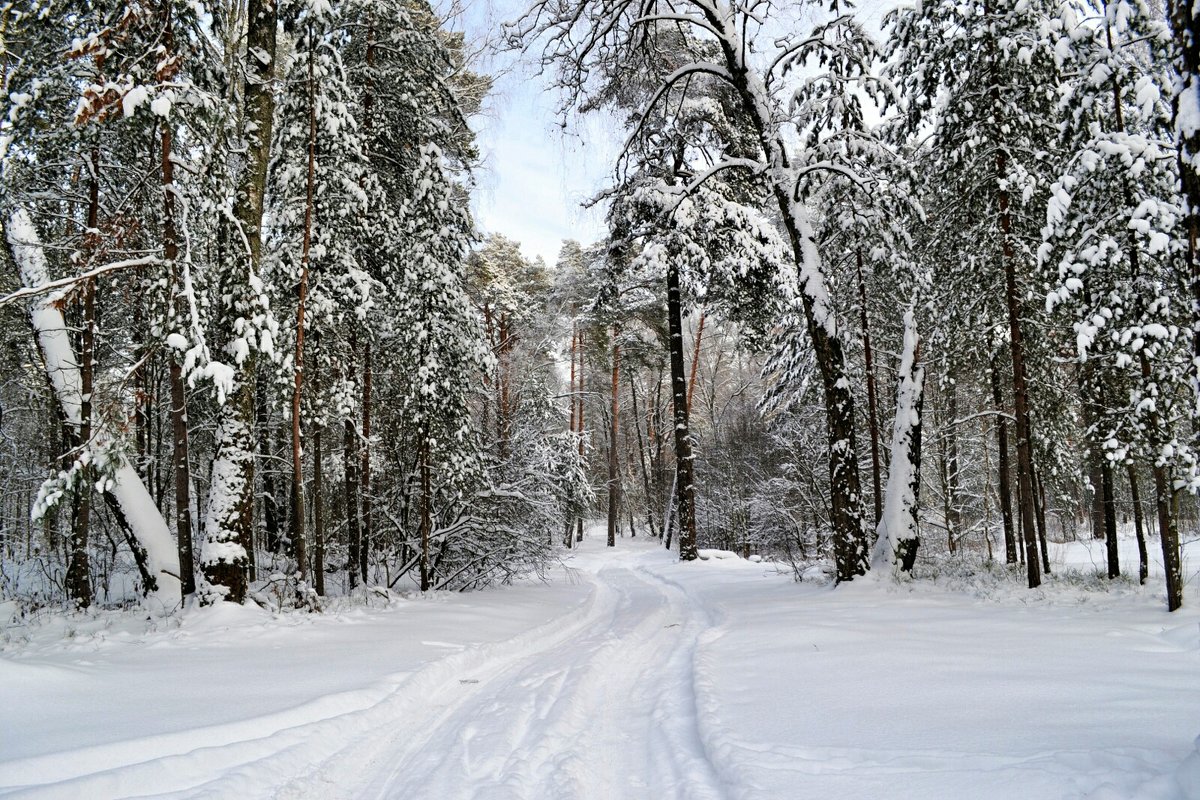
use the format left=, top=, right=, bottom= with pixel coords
left=3, top=0, right=1200, bottom=794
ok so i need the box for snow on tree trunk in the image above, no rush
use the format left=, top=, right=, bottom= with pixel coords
left=872, top=309, right=924, bottom=574
left=6, top=208, right=182, bottom=609
left=203, top=0, right=279, bottom=604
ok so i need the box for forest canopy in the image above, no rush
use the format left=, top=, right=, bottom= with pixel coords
left=1, top=0, right=1198, bottom=615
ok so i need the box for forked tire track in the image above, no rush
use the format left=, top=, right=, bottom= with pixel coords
left=352, top=565, right=725, bottom=800
left=1, top=559, right=728, bottom=800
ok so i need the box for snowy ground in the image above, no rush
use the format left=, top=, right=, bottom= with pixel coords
left=2, top=534, right=1199, bottom=799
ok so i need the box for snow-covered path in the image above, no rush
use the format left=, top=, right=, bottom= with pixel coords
left=3, top=536, right=1200, bottom=800
left=318, top=562, right=723, bottom=800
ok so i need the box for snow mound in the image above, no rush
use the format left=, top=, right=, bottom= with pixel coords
left=696, top=549, right=740, bottom=561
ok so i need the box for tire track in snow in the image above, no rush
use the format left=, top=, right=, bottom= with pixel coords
left=3, top=554, right=731, bottom=800
left=0, top=578, right=607, bottom=800
left=342, top=565, right=726, bottom=800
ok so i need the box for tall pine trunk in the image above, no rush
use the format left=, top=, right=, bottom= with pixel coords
left=576, top=327, right=585, bottom=544
left=873, top=310, right=924, bottom=573
left=998, top=148, right=1041, bottom=589
left=628, top=370, right=658, bottom=539
left=856, top=249, right=883, bottom=525
left=344, top=414, right=362, bottom=588
left=607, top=338, right=620, bottom=548
left=203, top=0, right=278, bottom=603
left=699, top=24, right=867, bottom=580
left=288, top=25, right=318, bottom=586
left=160, top=65, right=196, bottom=595
left=312, top=335, right=325, bottom=596
left=990, top=356, right=1017, bottom=563
left=1167, top=0, right=1200, bottom=405
left=360, top=342, right=371, bottom=580
left=566, top=323, right=578, bottom=547
left=1127, top=464, right=1148, bottom=585
left=667, top=262, right=697, bottom=560
left=66, top=156, right=101, bottom=609
left=419, top=438, right=432, bottom=591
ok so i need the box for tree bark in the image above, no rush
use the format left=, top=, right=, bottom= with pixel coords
left=1126, top=464, right=1148, bottom=585
left=419, top=438, right=432, bottom=591
left=311, top=335, right=325, bottom=596
left=1034, top=468, right=1050, bottom=575
left=628, top=369, right=658, bottom=539
left=998, top=148, right=1041, bottom=589
left=576, top=326, right=585, bottom=544
left=360, top=341, right=371, bottom=581
left=160, top=88, right=196, bottom=596
left=1153, top=460, right=1182, bottom=610
left=8, top=208, right=181, bottom=604
left=989, top=358, right=1017, bottom=564
left=566, top=322, right=578, bottom=547
left=1101, top=457, right=1118, bottom=578
left=289, top=24, right=318, bottom=586
left=698, top=22, right=867, bottom=580
left=667, top=262, right=698, bottom=560
left=856, top=248, right=884, bottom=526
left=204, top=0, right=278, bottom=603
left=607, top=337, right=620, bottom=548
left=344, top=414, right=362, bottom=588
left=1167, top=0, right=1200, bottom=405
left=687, top=310, right=705, bottom=410
left=67, top=157, right=101, bottom=609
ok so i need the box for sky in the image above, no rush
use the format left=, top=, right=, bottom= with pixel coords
left=463, top=1, right=617, bottom=266
left=458, top=0, right=896, bottom=268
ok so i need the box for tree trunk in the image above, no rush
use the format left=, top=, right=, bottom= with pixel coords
left=566, top=322, right=578, bottom=547
left=872, top=310, right=924, bottom=573
left=1101, top=457, right=1118, bottom=578
left=67, top=159, right=101, bottom=609
left=687, top=310, right=705, bottom=410
left=704, top=25, right=868, bottom=580
left=360, top=341, right=371, bottom=581
left=576, top=326, right=585, bottom=544
left=204, top=0, right=278, bottom=603
left=345, top=414, right=362, bottom=590
left=257, top=376, right=279, bottom=557
left=311, top=417, right=325, bottom=596
left=607, top=338, right=620, bottom=548
left=945, top=384, right=960, bottom=550
left=667, top=262, right=697, bottom=560
left=289, top=25, right=318, bottom=585
left=629, top=369, right=658, bottom=539
left=856, top=248, right=884, bottom=525
left=1127, top=463, right=1148, bottom=585
left=161, top=96, right=196, bottom=596
left=498, top=314, right=514, bottom=458
left=1035, top=468, right=1050, bottom=575
left=8, top=209, right=180, bottom=605
left=1089, top=453, right=1106, bottom=541
left=1153, top=461, right=1182, bottom=610
left=990, top=358, right=1017, bottom=564
left=419, top=438, right=432, bottom=591
left=998, top=148, right=1041, bottom=589
left=1167, top=0, right=1200, bottom=406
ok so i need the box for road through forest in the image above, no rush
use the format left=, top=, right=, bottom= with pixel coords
left=4, top=536, right=1200, bottom=800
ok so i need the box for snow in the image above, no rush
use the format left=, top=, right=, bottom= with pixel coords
left=121, top=85, right=150, bottom=118
left=873, top=308, right=924, bottom=571
left=2, top=534, right=1199, bottom=798
left=5, top=209, right=182, bottom=610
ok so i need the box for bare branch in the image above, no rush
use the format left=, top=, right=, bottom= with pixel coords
left=0, top=256, right=161, bottom=308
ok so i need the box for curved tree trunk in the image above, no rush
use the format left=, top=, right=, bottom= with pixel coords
left=704, top=26, right=868, bottom=580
